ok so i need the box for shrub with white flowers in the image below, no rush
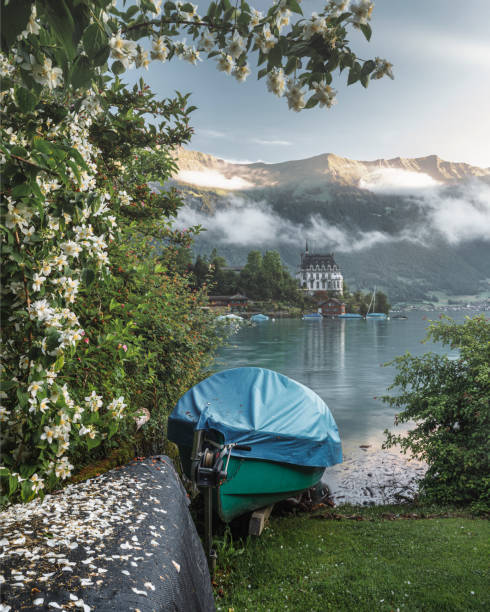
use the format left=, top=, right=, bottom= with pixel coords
left=1, top=0, right=390, bottom=503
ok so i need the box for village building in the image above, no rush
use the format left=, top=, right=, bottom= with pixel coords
left=320, top=297, right=346, bottom=317
left=296, top=243, right=344, bottom=295
left=208, top=294, right=249, bottom=310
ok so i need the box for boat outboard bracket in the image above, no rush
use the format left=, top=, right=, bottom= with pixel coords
left=190, top=430, right=250, bottom=572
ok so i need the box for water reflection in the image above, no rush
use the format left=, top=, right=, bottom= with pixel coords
left=216, top=311, right=478, bottom=453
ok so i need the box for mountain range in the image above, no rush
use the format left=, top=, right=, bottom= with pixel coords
left=170, top=148, right=490, bottom=303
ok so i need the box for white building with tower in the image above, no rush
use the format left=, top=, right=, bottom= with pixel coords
left=296, top=243, right=344, bottom=295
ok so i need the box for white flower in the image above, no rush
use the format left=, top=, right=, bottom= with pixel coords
left=32, top=273, right=46, bottom=293
left=216, top=53, right=234, bottom=74
left=151, top=37, right=169, bottom=62
left=109, top=32, right=137, bottom=68
left=286, top=79, right=306, bottom=112
left=32, top=57, right=63, bottom=90
left=135, top=49, right=150, bottom=70
left=350, top=0, right=374, bottom=26
left=372, top=57, right=394, bottom=80
left=148, top=0, right=162, bottom=14
left=233, top=64, right=251, bottom=82
left=267, top=67, right=286, bottom=97
left=28, top=380, right=43, bottom=397
left=18, top=4, right=41, bottom=39
left=85, top=390, right=103, bottom=412
left=256, top=24, right=277, bottom=54
left=30, top=473, right=45, bottom=493
left=39, top=398, right=50, bottom=413
left=276, top=8, right=291, bottom=31
left=250, top=8, right=263, bottom=27
left=61, top=241, right=82, bottom=258
left=0, top=406, right=11, bottom=423
left=197, top=31, right=216, bottom=53
left=227, top=31, right=245, bottom=59
left=303, top=13, right=328, bottom=39
left=312, top=81, right=337, bottom=108
left=55, top=457, right=74, bottom=479
left=40, top=425, right=55, bottom=444
left=328, top=0, right=350, bottom=16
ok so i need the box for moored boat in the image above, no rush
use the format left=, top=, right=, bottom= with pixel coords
left=250, top=313, right=269, bottom=322
left=168, top=367, right=342, bottom=523
left=338, top=313, right=363, bottom=319
left=302, top=312, right=323, bottom=319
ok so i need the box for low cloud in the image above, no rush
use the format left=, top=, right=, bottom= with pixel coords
left=362, top=169, right=490, bottom=244
left=359, top=168, right=440, bottom=193
left=176, top=169, right=254, bottom=190
left=416, top=181, right=490, bottom=244
left=175, top=197, right=394, bottom=252
left=174, top=173, right=490, bottom=250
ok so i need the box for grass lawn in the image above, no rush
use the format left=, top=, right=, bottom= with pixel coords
left=214, top=506, right=489, bottom=611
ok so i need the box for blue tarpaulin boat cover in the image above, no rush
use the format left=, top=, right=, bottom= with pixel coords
left=250, top=313, right=269, bottom=322
left=168, top=367, right=342, bottom=468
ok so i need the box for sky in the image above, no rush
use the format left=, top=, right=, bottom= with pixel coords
left=125, top=0, right=490, bottom=167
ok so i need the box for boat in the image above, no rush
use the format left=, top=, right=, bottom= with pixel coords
left=392, top=315, right=408, bottom=319
left=338, top=313, right=363, bottom=319
left=168, top=367, right=342, bottom=524
left=365, top=286, right=388, bottom=320
left=302, top=312, right=323, bottom=319
left=250, top=313, right=269, bottom=322
left=216, top=313, right=243, bottom=321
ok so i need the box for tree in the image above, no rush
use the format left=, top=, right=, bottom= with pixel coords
left=1, top=0, right=389, bottom=501
left=383, top=316, right=489, bottom=511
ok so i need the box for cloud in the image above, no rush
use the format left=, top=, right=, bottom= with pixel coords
left=416, top=181, right=490, bottom=244
left=175, top=169, right=254, bottom=190
left=251, top=138, right=292, bottom=146
left=174, top=197, right=393, bottom=252
left=195, top=128, right=229, bottom=139
left=359, top=168, right=441, bottom=193
left=361, top=170, right=490, bottom=244
left=174, top=174, right=490, bottom=250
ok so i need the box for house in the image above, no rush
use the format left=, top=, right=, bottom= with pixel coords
left=320, top=297, right=346, bottom=317
left=296, top=243, right=344, bottom=295
left=208, top=294, right=249, bottom=309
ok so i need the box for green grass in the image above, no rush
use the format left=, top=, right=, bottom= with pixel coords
left=214, top=507, right=489, bottom=611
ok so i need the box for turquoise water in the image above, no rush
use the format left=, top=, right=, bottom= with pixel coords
left=215, top=310, right=482, bottom=454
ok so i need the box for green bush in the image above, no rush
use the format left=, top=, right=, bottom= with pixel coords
left=383, top=315, right=489, bottom=511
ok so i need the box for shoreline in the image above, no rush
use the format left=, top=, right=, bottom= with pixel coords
left=323, top=446, right=427, bottom=506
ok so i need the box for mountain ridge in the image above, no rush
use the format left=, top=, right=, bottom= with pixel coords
left=175, top=147, right=490, bottom=188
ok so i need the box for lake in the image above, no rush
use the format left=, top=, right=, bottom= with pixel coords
left=215, top=309, right=483, bottom=504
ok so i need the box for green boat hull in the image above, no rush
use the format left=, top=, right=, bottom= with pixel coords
left=178, top=445, right=324, bottom=523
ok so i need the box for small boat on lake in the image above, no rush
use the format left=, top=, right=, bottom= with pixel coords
left=168, top=367, right=342, bottom=523
left=302, top=312, right=323, bottom=319
left=365, top=286, right=388, bottom=320
left=338, top=313, right=363, bottom=319
left=250, top=313, right=269, bottom=322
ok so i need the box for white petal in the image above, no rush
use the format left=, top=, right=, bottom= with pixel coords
left=172, top=560, right=181, bottom=573
left=34, top=599, right=45, bottom=606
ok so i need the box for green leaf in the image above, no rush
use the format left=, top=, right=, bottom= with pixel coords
left=360, top=73, right=369, bottom=88
left=360, top=23, right=372, bottom=42
left=12, top=183, right=31, bottom=198
left=0, top=0, right=32, bottom=49
left=14, top=86, right=38, bottom=113
left=71, top=55, right=92, bottom=90
left=82, top=268, right=96, bottom=286
left=257, top=68, right=267, bottom=80
left=87, top=436, right=101, bottom=450
left=286, top=0, right=303, bottom=15
left=93, top=44, right=110, bottom=67
left=82, top=23, right=108, bottom=60
left=111, top=60, right=126, bottom=75
left=347, top=64, right=361, bottom=85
